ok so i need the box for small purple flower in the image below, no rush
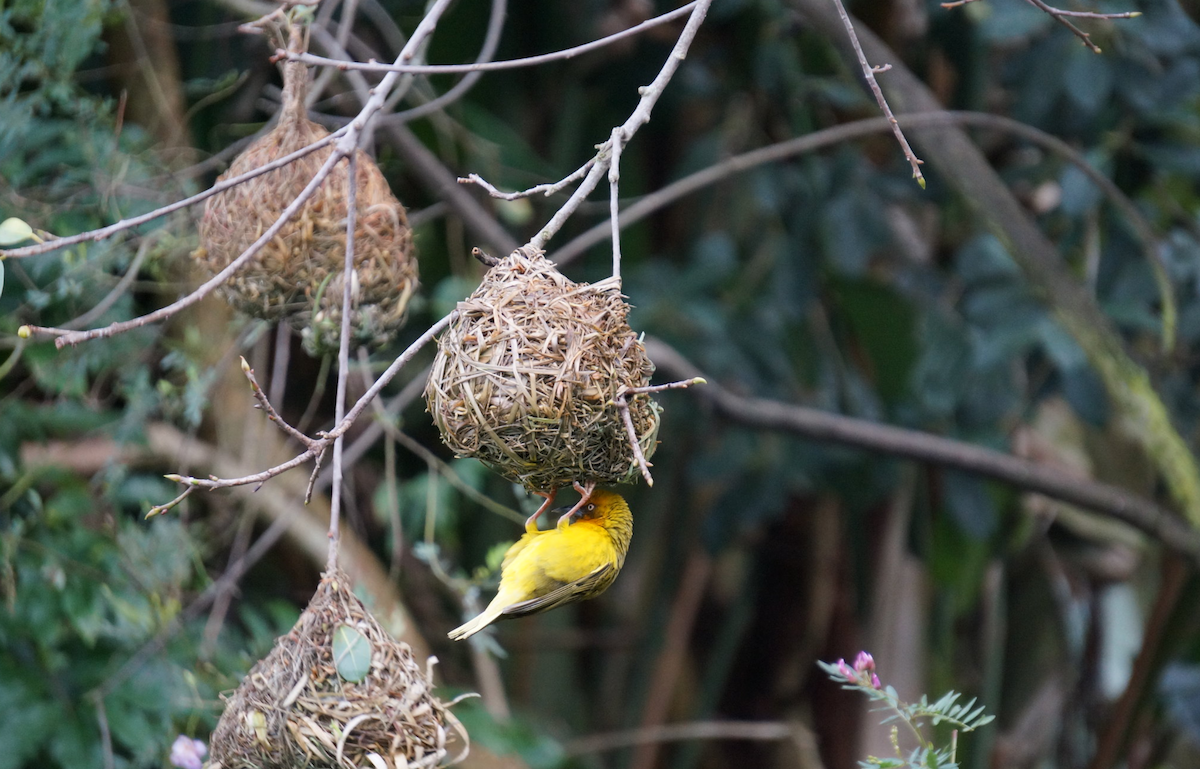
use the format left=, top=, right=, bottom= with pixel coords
left=836, top=658, right=854, bottom=679
left=853, top=651, right=875, bottom=674
left=170, top=735, right=207, bottom=769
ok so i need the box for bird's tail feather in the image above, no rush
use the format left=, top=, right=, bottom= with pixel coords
left=447, top=603, right=506, bottom=641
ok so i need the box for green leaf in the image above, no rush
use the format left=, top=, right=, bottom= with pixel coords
left=0, top=218, right=34, bottom=246
left=332, top=624, right=373, bottom=682
left=0, top=673, right=57, bottom=769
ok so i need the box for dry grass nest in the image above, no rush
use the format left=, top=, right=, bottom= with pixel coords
left=208, top=569, right=464, bottom=769
left=425, top=249, right=660, bottom=492
left=194, top=49, right=418, bottom=356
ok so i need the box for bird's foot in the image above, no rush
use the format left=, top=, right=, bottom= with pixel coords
left=525, top=488, right=558, bottom=533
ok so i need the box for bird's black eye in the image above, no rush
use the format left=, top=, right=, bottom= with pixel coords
left=586, top=504, right=595, bottom=512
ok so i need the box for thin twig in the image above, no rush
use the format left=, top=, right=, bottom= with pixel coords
left=32, top=147, right=344, bottom=347
left=145, top=485, right=196, bottom=518
left=327, top=149, right=358, bottom=571
left=609, top=126, right=623, bottom=281
left=60, top=232, right=157, bottom=330
left=305, top=443, right=329, bottom=505
left=379, top=0, right=507, bottom=126
left=0, top=130, right=343, bottom=259
left=241, top=356, right=317, bottom=448
left=625, top=378, right=707, bottom=396
left=355, top=349, right=523, bottom=523
left=830, top=0, right=925, bottom=187
left=1039, top=6, right=1139, bottom=19
left=616, top=395, right=653, bottom=486
left=526, top=0, right=713, bottom=252
left=615, top=378, right=705, bottom=487
left=158, top=314, right=454, bottom=502
left=290, top=2, right=698, bottom=75
left=1019, top=0, right=1111, bottom=52
left=459, top=159, right=596, bottom=201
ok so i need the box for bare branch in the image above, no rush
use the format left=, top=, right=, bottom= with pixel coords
left=60, top=232, right=158, bottom=330
left=36, top=147, right=343, bottom=348
left=1018, top=0, right=1123, bottom=52
left=326, top=148, right=359, bottom=571
left=616, top=377, right=706, bottom=487
left=830, top=0, right=925, bottom=187
left=289, top=2, right=698, bottom=75
left=382, top=0, right=505, bottom=125
left=458, top=159, right=595, bottom=201
left=144, top=485, right=196, bottom=519
left=643, top=336, right=1200, bottom=568
left=0, top=130, right=342, bottom=260
left=609, top=126, right=624, bottom=281
left=527, top=0, right=713, bottom=254
left=157, top=313, right=454, bottom=501
left=617, top=395, right=653, bottom=487
left=241, top=355, right=317, bottom=449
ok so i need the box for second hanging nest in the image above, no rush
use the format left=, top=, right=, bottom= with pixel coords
left=207, top=570, right=460, bottom=769
left=426, top=249, right=660, bottom=492
left=193, top=21, right=418, bottom=355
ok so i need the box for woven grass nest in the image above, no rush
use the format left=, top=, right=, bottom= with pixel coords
left=208, top=569, right=461, bottom=769
left=425, top=248, right=660, bottom=492
left=194, top=23, right=417, bottom=356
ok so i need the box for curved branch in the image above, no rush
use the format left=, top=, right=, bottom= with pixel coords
left=551, top=111, right=1173, bottom=344
left=291, top=2, right=697, bottom=75
left=644, top=337, right=1200, bottom=568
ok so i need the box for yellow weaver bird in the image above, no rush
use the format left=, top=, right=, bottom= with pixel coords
left=448, top=488, right=633, bottom=641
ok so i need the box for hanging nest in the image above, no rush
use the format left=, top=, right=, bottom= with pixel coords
left=425, top=248, right=660, bottom=492
left=208, top=569, right=462, bottom=769
left=193, top=20, right=418, bottom=356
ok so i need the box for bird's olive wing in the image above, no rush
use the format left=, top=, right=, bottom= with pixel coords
left=500, top=563, right=614, bottom=619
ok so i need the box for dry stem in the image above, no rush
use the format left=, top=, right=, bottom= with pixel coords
left=831, top=0, right=925, bottom=187
left=326, top=149, right=359, bottom=571
left=291, top=2, right=698, bottom=75
left=615, top=378, right=706, bottom=486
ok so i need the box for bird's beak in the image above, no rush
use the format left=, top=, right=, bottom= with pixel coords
left=551, top=504, right=584, bottom=523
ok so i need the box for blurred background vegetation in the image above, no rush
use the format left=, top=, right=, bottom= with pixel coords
left=6, top=0, right=1200, bottom=767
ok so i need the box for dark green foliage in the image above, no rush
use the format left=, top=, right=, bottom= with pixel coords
left=9, top=0, right=1200, bottom=768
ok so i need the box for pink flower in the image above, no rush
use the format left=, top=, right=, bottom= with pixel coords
left=871, top=673, right=882, bottom=689
left=170, top=735, right=207, bottom=769
left=836, top=658, right=854, bottom=679
left=854, top=651, right=875, bottom=674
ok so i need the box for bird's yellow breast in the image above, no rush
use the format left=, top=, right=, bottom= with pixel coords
left=498, top=520, right=618, bottom=597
